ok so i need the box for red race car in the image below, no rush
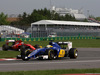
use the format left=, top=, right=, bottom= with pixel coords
left=2, top=40, right=40, bottom=51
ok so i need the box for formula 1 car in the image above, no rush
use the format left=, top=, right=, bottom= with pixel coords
left=2, top=40, right=23, bottom=51
left=19, top=41, right=78, bottom=61
left=2, top=40, right=41, bottom=51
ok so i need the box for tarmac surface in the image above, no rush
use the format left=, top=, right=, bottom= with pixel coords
left=0, top=47, right=2, bottom=50
left=0, top=48, right=100, bottom=72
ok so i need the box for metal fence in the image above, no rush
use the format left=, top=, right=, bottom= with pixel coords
left=0, top=25, right=30, bottom=38
left=0, top=25, right=100, bottom=38
left=31, top=26, right=100, bottom=37
left=31, top=23, right=100, bottom=37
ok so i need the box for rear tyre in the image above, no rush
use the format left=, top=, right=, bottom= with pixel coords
left=69, top=48, right=78, bottom=59
left=17, top=46, right=21, bottom=51
left=64, top=51, right=68, bottom=57
left=2, top=44, right=9, bottom=51
left=48, top=49, right=54, bottom=60
left=21, top=45, right=30, bottom=61
left=16, top=55, right=21, bottom=59
left=34, top=44, right=39, bottom=49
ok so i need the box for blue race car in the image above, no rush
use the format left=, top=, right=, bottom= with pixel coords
left=19, top=41, right=78, bottom=61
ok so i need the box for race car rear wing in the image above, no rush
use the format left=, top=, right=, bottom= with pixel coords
left=7, top=40, right=15, bottom=42
left=57, top=41, right=72, bottom=50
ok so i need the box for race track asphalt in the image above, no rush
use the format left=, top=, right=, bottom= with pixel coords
left=0, top=48, right=100, bottom=72
left=0, top=47, right=2, bottom=51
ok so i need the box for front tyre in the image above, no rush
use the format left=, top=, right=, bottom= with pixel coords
left=48, top=49, right=54, bottom=60
left=21, top=45, right=30, bottom=61
left=69, top=48, right=78, bottom=59
left=16, top=55, right=21, bottom=59
left=2, top=44, right=9, bottom=51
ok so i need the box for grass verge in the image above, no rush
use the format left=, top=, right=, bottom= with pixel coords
left=0, top=51, right=20, bottom=58
left=0, top=39, right=100, bottom=48
left=0, top=69, right=100, bottom=75
left=24, top=39, right=100, bottom=48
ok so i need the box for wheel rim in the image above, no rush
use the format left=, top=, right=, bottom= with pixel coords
left=75, top=52, right=78, bottom=57
left=50, top=52, right=54, bottom=58
left=48, top=50, right=54, bottom=59
left=74, top=51, right=78, bottom=57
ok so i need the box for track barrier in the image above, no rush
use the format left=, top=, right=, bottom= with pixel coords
left=1, top=36, right=96, bottom=42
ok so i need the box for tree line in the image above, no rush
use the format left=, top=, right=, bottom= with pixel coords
left=0, top=12, right=10, bottom=25
left=1, top=8, right=97, bottom=26
left=11, top=8, right=76, bottom=26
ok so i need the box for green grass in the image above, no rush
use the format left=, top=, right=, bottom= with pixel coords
left=0, top=51, right=20, bottom=58
left=71, top=39, right=100, bottom=48
left=0, top=39, right=100, bottom=48
left=24, top=39, right=100, bottom=48
left=0, top=69, right=100, bottom=75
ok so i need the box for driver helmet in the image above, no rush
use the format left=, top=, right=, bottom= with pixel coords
left=46, top=45, right=52, bottom=48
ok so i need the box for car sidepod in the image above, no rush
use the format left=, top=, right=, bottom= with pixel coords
left=58, top=49, right=65, bottom=58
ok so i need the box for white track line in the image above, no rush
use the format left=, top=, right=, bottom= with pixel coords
left=0, top=59, right=100, bottom=66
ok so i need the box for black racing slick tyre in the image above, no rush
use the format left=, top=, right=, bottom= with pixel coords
left=16, top=55, right=21, bottom=59
left=2, top=44, right=9, bottom=51
left=21, top=45, right=30, bottom=61
left=48, top=49, right=54, bottom=60
left=69, top=48, right=78, bottom=59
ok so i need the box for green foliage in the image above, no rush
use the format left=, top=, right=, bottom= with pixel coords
left=11, top=8, right=77, bottom=25
left=89, top=15, right=95, bottom=18
left=88, top=15, right=100, bottom=21
left=83, top=19, right=88, bottom=22
left=0, top=12, right=10, bottom=25
left=95, top=17, right=100, bottom=21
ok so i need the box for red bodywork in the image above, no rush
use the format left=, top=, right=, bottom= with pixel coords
left=23, top=44, right=36, bottom=51
left=6, top=40, right=36, bottom=51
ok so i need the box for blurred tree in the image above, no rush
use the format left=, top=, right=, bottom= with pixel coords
left=95, top=17, right=100, bottom=21
left=10, top=8, right=77, bottom=26
left=0, top=12, right=10, bottom=25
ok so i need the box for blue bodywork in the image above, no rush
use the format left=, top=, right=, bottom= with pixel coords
left=28, top=42, right=62, bottom=59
